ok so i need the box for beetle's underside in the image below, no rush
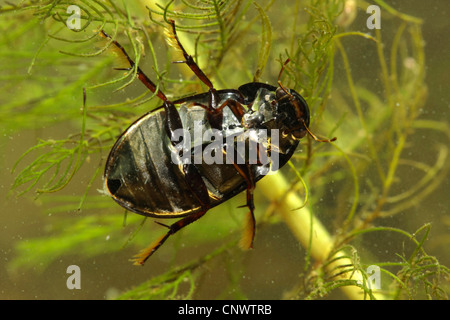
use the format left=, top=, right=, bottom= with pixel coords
left=102, top=20, right=321, bottom=265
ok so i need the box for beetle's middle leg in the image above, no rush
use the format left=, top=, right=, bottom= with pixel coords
left=166, top=19, right=226, bottom=119
left=167, top=19, right=215, bottom=91
left=236, top=164, right=257, bottom=250
left=222, top=145, right=256, bottom=250
left=194, top=98, right=248, bottom=130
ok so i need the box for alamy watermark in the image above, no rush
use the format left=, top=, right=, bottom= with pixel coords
left=357, top=265, right=381, bottom=290
left=169, top=121, right=281, bottom=175
left=66, top=265, right=81, bottom=290
left=66, top=5, right=81, bottom=30
left=366, top=5, right=381, bottom=30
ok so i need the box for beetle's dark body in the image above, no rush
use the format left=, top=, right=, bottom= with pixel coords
left=101, top=20, right=323, bottom=265
left=105, top=83, right=308, bottom=219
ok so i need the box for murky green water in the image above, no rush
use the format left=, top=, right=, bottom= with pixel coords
left=1, top=1, right=448, bottom=299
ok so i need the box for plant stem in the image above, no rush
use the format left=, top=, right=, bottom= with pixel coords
left=259, top=173, right=386, bottom=300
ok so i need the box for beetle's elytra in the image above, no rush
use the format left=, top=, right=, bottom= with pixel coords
left=103, top=20, right=335, bottom=265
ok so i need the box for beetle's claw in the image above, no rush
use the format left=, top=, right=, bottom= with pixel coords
left=131, top=234, right=168, bottom=265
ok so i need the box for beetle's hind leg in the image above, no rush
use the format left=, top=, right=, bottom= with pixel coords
left=132, top=208, right=208, bottom=265
left=132, top=162, right=212, bottom=265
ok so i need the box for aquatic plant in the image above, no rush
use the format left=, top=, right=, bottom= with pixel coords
left=2, top=0, right=448, bottom=299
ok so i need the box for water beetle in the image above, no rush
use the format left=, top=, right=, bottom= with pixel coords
left=103, top=20, right=336, bottom=265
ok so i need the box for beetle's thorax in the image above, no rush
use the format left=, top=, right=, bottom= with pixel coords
left=242, top=88, right=277, bottom=128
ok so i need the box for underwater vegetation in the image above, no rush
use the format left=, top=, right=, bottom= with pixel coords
left=1, top=0, right=449, bottom=299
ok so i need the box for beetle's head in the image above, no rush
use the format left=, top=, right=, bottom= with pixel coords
left=274, top=86, right=310, bottom=141
left=272, top=58, right=336, bottom=144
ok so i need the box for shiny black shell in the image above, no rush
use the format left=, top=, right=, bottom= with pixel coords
left=104, top=82, right=310, bottom=218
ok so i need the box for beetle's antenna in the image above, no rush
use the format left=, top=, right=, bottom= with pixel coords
left=302, top=119, right=337, bottom=143
left=276, top=59, right=337, bottom=143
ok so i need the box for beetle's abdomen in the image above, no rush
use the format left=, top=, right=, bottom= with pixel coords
left=104, top=111, right=203, bottom=218
left=104, top=90, right=276, bottom=218
left=104, top=106, right=250, bottom=218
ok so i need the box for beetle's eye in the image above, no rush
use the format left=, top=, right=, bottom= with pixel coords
left=277, top=112, right=287, bottom=121
left=292, top=129, right=307, bottom=140
left=275, top=87, right=287, bottom=100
